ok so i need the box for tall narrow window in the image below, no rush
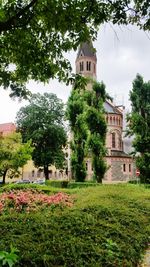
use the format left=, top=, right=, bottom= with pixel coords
left=80, top=62, right=84, bottom=71
left=86, top=61, right=91, bottom=71
left=80, top=62, right=82, bottom=71
left=123, top=164, right=126, bottom=172
left=112, top=132, right=116, bottom=148
left=129, top=164, right=131, bottom=173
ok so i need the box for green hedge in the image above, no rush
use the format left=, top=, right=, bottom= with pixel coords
left=46, top=180, right=69, bottom=188
left=0, top=185, right=150, bottom=267
left=46, top=180, right=100, bottom=189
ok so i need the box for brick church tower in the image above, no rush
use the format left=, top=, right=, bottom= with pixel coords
left=75, top=42, right=97, bottom=90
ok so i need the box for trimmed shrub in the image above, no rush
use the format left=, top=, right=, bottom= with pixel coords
left=46, top=180, right=69, bottom=188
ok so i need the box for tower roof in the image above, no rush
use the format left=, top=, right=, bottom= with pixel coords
left=76, top=41, right=96, bottom=59
left=104, top=101, right=122, bottom=115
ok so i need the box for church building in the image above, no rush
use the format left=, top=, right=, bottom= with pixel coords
left=72, top=42, right=135, bottom=182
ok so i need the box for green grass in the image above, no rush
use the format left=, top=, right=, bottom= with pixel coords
left=0, top=184, right=149, bottom=267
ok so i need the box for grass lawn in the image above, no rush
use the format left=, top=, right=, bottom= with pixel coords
left=0, top=184, right=149, bottom=267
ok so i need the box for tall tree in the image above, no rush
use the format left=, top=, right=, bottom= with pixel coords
left=85, top=82, right=108, bottom=183
left=66, top=76, right=88, bottom=181
left=127, top=74, right=150, bottom=183
left=0, top=0, right=149, bottom=98
left=0, top=132, right=33, bottom=184
left=16, top=93, right=67, bottom=179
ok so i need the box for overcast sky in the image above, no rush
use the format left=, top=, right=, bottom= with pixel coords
left=0, top=24, right=150, bottom=124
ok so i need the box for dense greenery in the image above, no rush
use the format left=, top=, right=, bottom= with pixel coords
left=67, top=80, right=109, bottom=182
left=127, top=74, right=150, bottom=184
left=85, top=82, right=108, bottom=182
left=0, top=184, right=149, bottom=266
left=1, top=0, right=150, bottom=97
left=66, top=76, right=88, bottom=182
left=16, top=93, right=67, bottom=179
left=0, top=133, right=32, bottom=184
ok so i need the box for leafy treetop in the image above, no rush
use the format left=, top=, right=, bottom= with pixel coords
left=127, top=74, right=150, bottom=183
left=0, top=132, right=33, bottom=184
left=0, top=0, right=150, bottom=98
left=16, top=92, right=67, bottom=179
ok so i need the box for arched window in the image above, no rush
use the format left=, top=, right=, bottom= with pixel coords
left=113, top=117, right=115, bottom=125
left=32, top=170, right=35, bottom=178
left=80, top=62, right=84, bottom=71
left=112, top=132, right=116, bottom=148
left=86, top=61, right=91, bottom=71
left=129, top=164, right=131, bottom=173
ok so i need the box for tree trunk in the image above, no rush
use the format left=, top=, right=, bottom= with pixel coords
left=44, top=166, right=49, bottom=180
left=2, top=170, right=7, bottom=184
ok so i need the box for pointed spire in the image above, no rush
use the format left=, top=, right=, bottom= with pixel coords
left=76, top=41, right=96, bottom=59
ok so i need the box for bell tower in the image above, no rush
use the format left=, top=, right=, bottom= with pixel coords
left=76, top=41, right=97, bottom=81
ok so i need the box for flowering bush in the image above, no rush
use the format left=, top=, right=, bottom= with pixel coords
left=0, top=190, right=73, bottom=213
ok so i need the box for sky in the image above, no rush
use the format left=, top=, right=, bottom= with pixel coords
left=0, top=24, right=150, bottom=124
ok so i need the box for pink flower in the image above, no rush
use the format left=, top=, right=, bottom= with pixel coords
left=0, top=189, right=73, bottom=214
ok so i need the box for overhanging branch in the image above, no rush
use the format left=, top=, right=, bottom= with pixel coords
left=0, top=0, right=38, bottom=34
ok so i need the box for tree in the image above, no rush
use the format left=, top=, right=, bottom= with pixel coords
left=67, top=79, right=109, bottom=182
left=0, top=132, right=33, bottom=184
left=85, top=82, right=108, bottom=183
left=1, top=1, right=149, bottom=98
left=127, top=74, right=150, bottom=183
left=66, top=76, right=88, bottom=181
left=16, top=93, right=67, bottom=179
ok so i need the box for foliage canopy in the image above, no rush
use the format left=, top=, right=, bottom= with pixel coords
left=0, top=0, right=150, bottom=97
left=67, top=80, right=108, bottom=182
left=0, top=132, right=33, bottom=184
left=127, top=74, right=150, bottom=183
left=16, top=92, right=67, bottom=179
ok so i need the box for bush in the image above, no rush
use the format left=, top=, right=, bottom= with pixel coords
left=46, top=180, right=69, bottom=188
left=0, top=185, right=149, bottom=267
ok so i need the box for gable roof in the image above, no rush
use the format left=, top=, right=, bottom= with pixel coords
left=76, top=41, right=96, bottom=59
left=104, top=101, right=122, bottom=115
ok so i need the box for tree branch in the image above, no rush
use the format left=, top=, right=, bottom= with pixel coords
left=0, top=0, right=38, bottom=34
